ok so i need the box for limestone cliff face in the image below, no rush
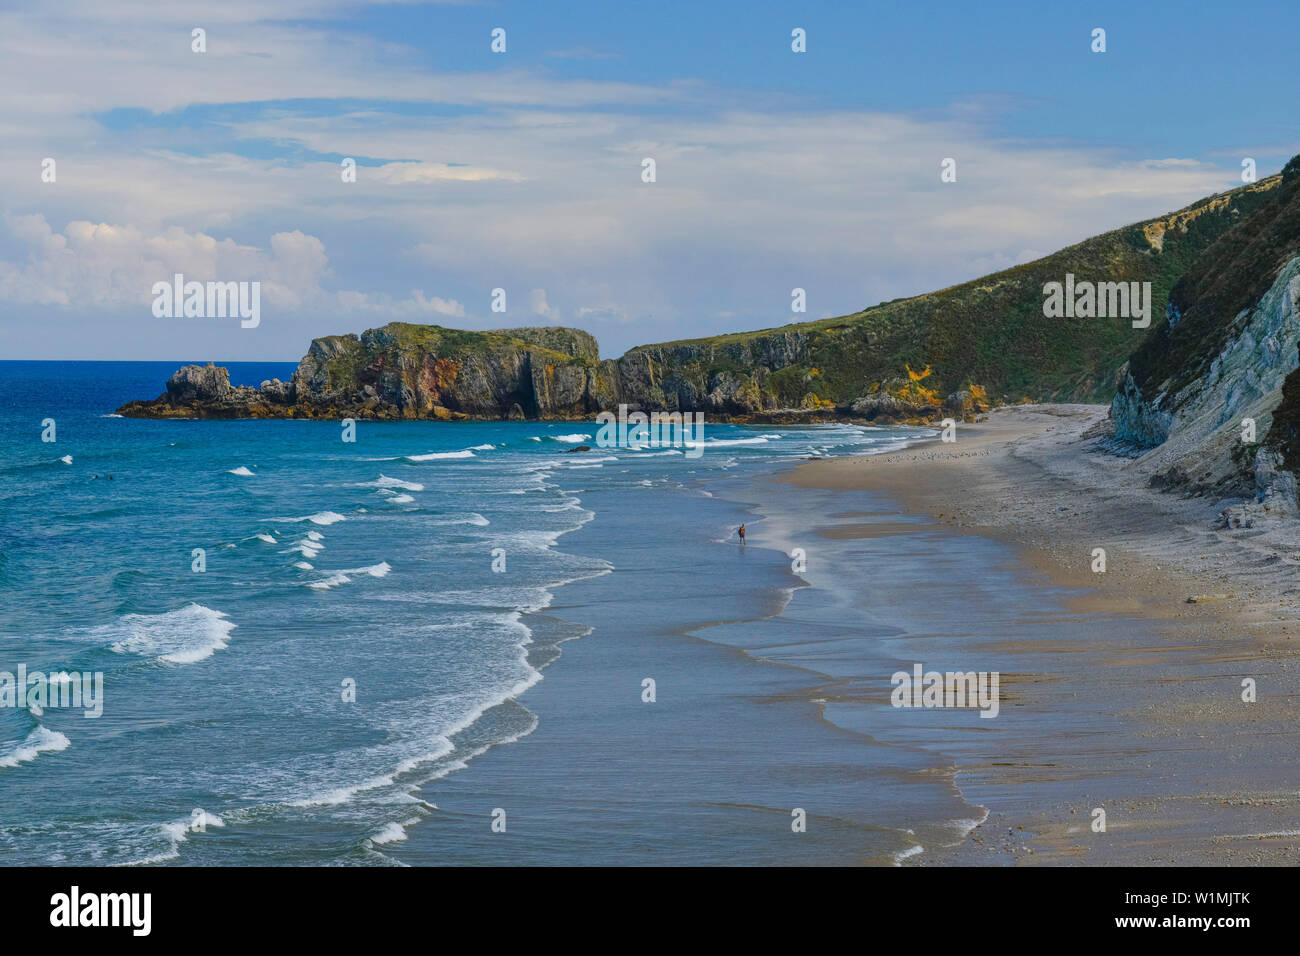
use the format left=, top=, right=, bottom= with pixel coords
left=116, top=323, right=615, bottom=421
left=607, top=332, right=812, bottom=415
left=1109, top=155, right=1300, bottom=510
left=1111, top=257, right=1300, bottom=448
left=117, top=161, right=1294, bottom=428
left=1110, top=257, right=1300, bottom=504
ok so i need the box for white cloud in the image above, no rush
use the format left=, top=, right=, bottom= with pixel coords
left=0, top=215, right=333, bottom=309
left=0, top=215, right=470, bottom=324
left=0, top=1, right=1256, bottom=359
left=529, top=288, right=559, bottom=320
left=337, top=289, right=465, bottom=318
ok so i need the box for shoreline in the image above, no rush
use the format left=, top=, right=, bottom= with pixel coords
left=779, top=404, right=1300, bottom=864
left=390, top=461, right=962, bottom=866
left=784, top=404, right=1300, bottom=646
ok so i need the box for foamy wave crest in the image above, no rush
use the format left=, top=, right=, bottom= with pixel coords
left=406, top=450, right=474, bottom=462
left=289, top=648, right=544, bottom=813
left=276, top=511, right=347, bottom=526
left=0, top=726, right=70, bottom=769
left=368, top=820, right=419, bottom=846
left=306, top=562, right=392, bottom=591
left=228, top=466, right=255, bottom=476
left=60, top=455, right=73, bottom=465
left=128, top=812, right=226, bottom=866
left=103, top=603, right=236, bottom=664
left=551, top=434, right=590, bottom=443
left=384, top=493, right=415, bottom=505
left=282, top=537, right=324, bottom=558
left=468, top=444, right=497, bottom=451
left=254, top=533, right=277, bottom=544
left=892, top=844, right=924, bottom=865
left=361, top=474, right=424, bottom=491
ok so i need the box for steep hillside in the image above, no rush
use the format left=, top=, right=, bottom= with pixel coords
left=612, top=174, right=1283, bottom=419
left=118, top=169, right=1289, bottom=426
left=1109, top=156, right=1300, bottom=510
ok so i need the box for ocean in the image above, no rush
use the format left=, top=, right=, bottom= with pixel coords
left=1, top=360, right=969, bottom=865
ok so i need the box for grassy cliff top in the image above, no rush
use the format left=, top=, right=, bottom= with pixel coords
left=619, top=172, right=1286, bottom=405
left=308, top=321, right=591, bottom=366
left=633, top=174, right=1285, bottom=356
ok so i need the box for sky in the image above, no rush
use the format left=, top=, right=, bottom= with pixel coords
left=1, top=0, right=1297, bottom=361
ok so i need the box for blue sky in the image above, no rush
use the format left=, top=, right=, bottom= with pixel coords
left=1, top=0, right=1296, bottom=360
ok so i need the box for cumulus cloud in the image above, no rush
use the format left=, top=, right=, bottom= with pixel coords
left=368, top=163, right=524, bottom=185
left=0, top=215, right=330, bottom=309
left=0, top=2, right=1257, bottom=359
left=337, top=289, right=465, bottom=318
left=0, top=215, right=466, bottom=324
left=529, top=288, right=560, bottom=320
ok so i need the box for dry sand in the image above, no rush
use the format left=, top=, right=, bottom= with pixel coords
left=782, top=404, right=1300, bottom=865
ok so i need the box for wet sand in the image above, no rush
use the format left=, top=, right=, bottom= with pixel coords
left=782, top=404, right=1300, bottom=865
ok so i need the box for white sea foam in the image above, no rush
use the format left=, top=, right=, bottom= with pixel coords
left=946, top=809, right=990, bottom=840
left=552, top=433, right=590, bottom=443
left=0, top=726, right=70, bottom=769
left=539, top=496, right=583, bottom=513
left=892, top=844, right=924, bottom=865
left=228, top=466, right=255, bottom=477
left=59, top=455, right=73, bottom=464
left=102, top=603, right=236, bottom=664
left=468, top=444, right=496, bottom=451
left=284, top=544, right=322, bottom=558
left=306, top=562, right=392, bottom=590
left=282, top=539, right=324, bottom=558
left=276, top=511, right=346, bottom=526
left=361, top=474, right=424, bottom=491
left=254, top=533, right=277, bottom=544
left=127, top=812, right=226, bottom=866
left=369, top=821, right=417, bottom=845
left=385, top=493, right=415, bottom=504
left=288, top=660, right=545, bottom=813
left=406, top=450, right=474, bottom=462
left=293, top=561, right=314, bottom=570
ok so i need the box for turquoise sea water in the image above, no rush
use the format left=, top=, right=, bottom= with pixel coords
left=0, top=361, right=931, bottom=865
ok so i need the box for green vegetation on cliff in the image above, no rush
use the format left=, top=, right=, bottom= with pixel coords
left=625, top=174, right=1284, bottom=411
left=120, top=169, right=1296, bottom=426
left=1127, top=159, right=1300, bottom=408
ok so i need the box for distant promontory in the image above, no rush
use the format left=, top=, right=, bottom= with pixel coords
left=117, top=169, right=1286, bottom=426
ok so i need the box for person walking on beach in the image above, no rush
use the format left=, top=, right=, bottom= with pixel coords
left=737, top=523, right=746, bottom=544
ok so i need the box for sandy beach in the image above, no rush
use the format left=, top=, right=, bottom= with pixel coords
left=782, top=404, right=1300, bottom=865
